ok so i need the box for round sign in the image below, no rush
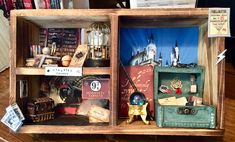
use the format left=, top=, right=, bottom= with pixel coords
left=90, top=80, right=101, bottom=92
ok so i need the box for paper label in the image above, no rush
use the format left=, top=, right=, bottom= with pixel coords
left=158, top=96, right=177, bottom=105
left=82, top=79, right=110, bottom=99
left=208, top=8, right=231, bottom=37
left=88, top=105, right=110, bottom=122
left=45, top=67, right=82, bottom=76
left=89, top=116, right=104, bottom=123
left=7, top=103, right=25, bottom=121
left=176, top=97, right=188, bottom=106
left=190, top=85, right=197, bottom=93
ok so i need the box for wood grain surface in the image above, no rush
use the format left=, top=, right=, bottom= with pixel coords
left=0, top=63, right=235, bottom=141
left=8, top=9, right=225, bottom=135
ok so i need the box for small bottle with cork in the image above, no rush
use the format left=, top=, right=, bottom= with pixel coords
left=190, top=74, right=197, bottom=94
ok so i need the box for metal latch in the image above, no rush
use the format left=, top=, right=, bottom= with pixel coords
left=177, top=107, right=197, bottom=115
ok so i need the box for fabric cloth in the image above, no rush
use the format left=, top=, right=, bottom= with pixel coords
left=0, top=10, right=9, bottom=72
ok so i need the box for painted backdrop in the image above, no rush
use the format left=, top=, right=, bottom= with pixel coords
left=120, top=27, right=199, bottom=66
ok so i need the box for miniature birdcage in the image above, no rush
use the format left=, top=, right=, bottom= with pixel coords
left=85, top=22, right=110, bottom=67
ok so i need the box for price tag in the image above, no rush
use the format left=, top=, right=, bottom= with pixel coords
left=45, top=67, right=82, bottom=76
left=208, top=8, right=231, bottom=37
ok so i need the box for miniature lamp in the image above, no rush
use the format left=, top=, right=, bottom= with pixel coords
left=85, top=22, right=110, bottom=67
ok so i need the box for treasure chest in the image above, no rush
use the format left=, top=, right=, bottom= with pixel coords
left=27, top=97, right=55, bottom=122
left=154, top=66, right=216, bottom=128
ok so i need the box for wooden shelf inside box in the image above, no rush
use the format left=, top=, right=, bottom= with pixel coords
left=15, top=67, right=110, bottom=75
left=19, top=119, right=224, bottom=136
left=24, top=114, right=108, bottom=126
left=118, top=9, right=208, bottom=28
left=14, top=9, right=112, bottom=28
left=119, top=16, right=208, bottom=28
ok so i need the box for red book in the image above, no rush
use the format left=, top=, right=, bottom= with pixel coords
left=0, top=0, right=5, bottom=9
left=55, top=105, right=78, bottom=115
left=2, top=0, right=14, bottom=18
left=44, top=0, right=50, bottom=9
left=119, top=65, right=154, bottom=118
left=23, top=0, right=32, bottom=9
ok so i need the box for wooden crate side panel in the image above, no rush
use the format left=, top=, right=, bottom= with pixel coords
left=14, top=75, right=41, bottom=114
left=10, top=15, right=40, bottom=105
left=16, top=18, right=39, bottom=67
left=198, top=23, right=225, bottom=129
left=209, top=38, right=219, bottom=105
left=198, top=22, right=212, bottom=104
left=16, top=18, right=24, bottom=67
left=28, top=20, right=40, bottom=44
left=198, top=23, right=219, bottom=106
left=27, top=76, right=41, bottom=99
left=116, top=8, right=209, bottom=16
left=10, top=15, right=17, bottom=104
left=11, top=9, right=115, bottom=16
left=207, top=37, right=226, bottom=129
left=17, top=124, right=223, bottom=136
left=217, top=37, right=225, bottom=129
left=110, top=14, right=119, bottom=126
left=11, top=10, right=112, bottom=28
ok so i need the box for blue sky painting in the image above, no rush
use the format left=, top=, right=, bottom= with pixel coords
left=120, top=27, right=199, bottom=66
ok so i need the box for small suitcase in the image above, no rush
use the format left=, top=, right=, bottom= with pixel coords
left=154, top=66, right=216, bottom=128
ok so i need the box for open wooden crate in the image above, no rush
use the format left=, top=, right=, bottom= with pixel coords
left=9, top=9, right=224, bottom=136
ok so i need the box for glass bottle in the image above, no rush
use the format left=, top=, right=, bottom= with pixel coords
left=190, top=74, right=197, bottom=93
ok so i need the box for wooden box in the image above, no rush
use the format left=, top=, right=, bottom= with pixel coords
left=154, top=66, right=216, bottom=128
left=156, top=105, right=216, bottom=128
left=9, top=9, right=224, bottom=136
left=154, top=66, right=205, bottom=100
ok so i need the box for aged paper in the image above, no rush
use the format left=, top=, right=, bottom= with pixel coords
left=158, top=96, right=177, bottom=105
left=208, top=8, right=231, bottom=37
left=88, top=105, right=110, bottom=122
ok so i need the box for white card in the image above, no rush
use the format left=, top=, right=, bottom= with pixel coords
left=1, top=109, right=23, bottom=132
left=7, top=103, right=25, bottom=121
left=208, top=8, right=231, bottom=37
left=45, top=67, right=82, bottom=76
left=176, top=97, right=188, bottom=106
left=158, top=96, right=177, bottom=105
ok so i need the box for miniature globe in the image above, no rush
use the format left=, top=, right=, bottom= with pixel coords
left=129, top=91, right=146, bottom=106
